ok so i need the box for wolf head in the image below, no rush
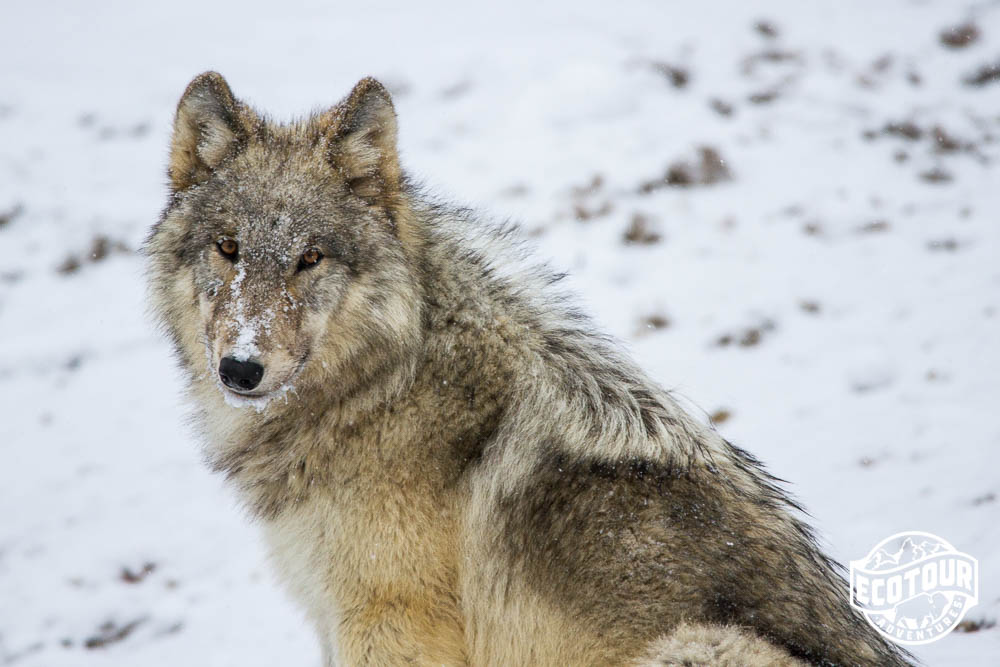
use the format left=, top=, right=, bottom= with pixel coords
left=147, top=72, right=422, bottom=411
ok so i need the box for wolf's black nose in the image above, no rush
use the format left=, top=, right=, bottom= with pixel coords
left=219, top=357, right=264, bottom=391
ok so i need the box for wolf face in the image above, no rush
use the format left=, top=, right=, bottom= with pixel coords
left=147, top=73, right=422, bottom=410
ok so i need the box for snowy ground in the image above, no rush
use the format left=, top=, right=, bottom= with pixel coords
left=1, top=1, right=998, bottom=664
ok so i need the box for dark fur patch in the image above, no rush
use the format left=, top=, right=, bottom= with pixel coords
left=498, top=446, right=910, bottom=665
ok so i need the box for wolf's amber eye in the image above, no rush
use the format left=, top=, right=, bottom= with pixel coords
left=297, top=247, right=324, bottom=272
left=217, top=238, right=238, bottom=260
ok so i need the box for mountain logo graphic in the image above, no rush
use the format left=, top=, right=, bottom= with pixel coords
left=850, top=531, right=979, bottom=645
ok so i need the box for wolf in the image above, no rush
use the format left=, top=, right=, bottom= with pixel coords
left=146, top=72, right=912, bottom=666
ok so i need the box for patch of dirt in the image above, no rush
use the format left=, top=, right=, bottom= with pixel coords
left=863, top=120, right=922, bottom=142
left=802, top=221, right=824, bottom=237
left=156, top=622, right=184, bottom=637
left=939, top=22, right=980, bottom=49
left=742, top=49, right=802, bottom=76
left=622, top=213, right=662, bottom=245
left=89, top=236, right=122, bottom=261
left=664, top=163, right=695, bottom=186
left=709, top=98, right=734, bottom=117
left=963, top=61, right=1000, bottom=87
left=0, top=203, right=23, bottom=229
left=884, top=120, right=922, bottom=141
left=871, top=53, right=893, bottom=73
left=120, top=561, right=156, bottom=584
left=57, top=256, right=82, bottom=275
left=926, top=237, right=963, bottom=252
left=972, top=492, right=995, bottom=506
left=636, top=314, right=670, bottom=336
left=696, top=147, right=731, bottom=183
left=84, top=618, right=146, bottom=649
left=651, top=62, right=689, bottom=89
left=709, top=408, right=732, bottom=425
left=867, top=117, right=983, bottom=179
left=856, top=53, right=906, bottom=89
left=715, top=319, right=776, bottom=348
left=567, top=174, right=613, bottom=222
left=931, top=126, right=971, bottom=153
left=753, top=19, right=778, bottom=39
left=856, top=220, right=891, bottom=234
left=850, top=370, right=895, bottom=394
left=90, top=122, right=150, bottom=141
left=798, top=300, right=821, bottom=315
left=955, top=618, right=996, bottom=633
left=572, top=201, right=613, bottom=221
left=57, top=235, right=132, bottom=275
left=747, top=89, right=780, bottom=105
left=639, top=146, right=732, bottom=193
left=919, top=167, right=953, bottom=184
left=571, top=174, right=603, bottom=197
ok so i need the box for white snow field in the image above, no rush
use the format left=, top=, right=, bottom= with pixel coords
left=1, top=0, right=998, bottom=664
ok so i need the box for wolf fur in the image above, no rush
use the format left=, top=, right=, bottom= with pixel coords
left=146, top=72, right=912, bottom=666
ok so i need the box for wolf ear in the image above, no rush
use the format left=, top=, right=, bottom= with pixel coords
left=325, top=78, right=401, bottom=206
left=169, top=72, right=250, bottom=192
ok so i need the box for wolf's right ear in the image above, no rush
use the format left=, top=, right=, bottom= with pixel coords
left=169, top=72, right=251, bottom=192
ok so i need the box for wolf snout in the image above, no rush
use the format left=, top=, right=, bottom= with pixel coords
left=219, top=357, right=265, bottom=392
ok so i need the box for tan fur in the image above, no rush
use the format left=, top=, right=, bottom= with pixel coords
left=146, top=73, right=912, bottom=666
left=636, top=624, right=807, bottom=666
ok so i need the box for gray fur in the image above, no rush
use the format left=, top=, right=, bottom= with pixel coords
left=146, top=72, right=913, bottom=666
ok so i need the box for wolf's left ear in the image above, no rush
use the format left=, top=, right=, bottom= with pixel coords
left=325, top=78, right=401, bottom=206
left=169, top=72, right=252, bottom=192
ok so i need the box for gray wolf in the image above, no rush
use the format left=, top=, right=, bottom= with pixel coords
left=146, top=72, right=912, bottom=666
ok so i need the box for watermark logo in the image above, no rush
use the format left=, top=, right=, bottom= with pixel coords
left=850, top=531, right=978, bottom=645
